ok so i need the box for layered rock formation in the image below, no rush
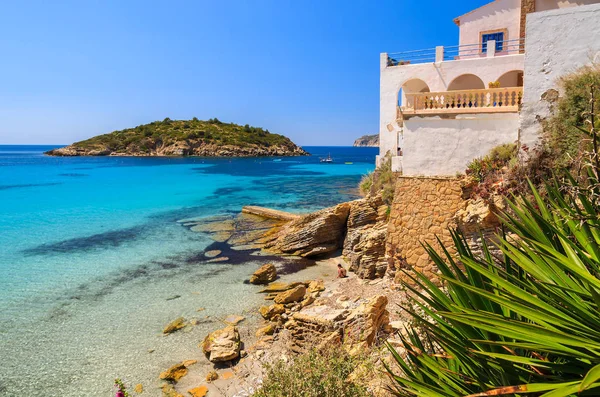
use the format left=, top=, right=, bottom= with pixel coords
left=343, top=197, right=389, bottom=279
left=266, top=203, right=351, bottom=257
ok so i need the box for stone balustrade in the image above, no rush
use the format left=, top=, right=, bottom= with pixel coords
left=402, top=87, right=523, bottom=115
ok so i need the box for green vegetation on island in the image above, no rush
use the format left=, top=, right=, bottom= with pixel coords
left=46, top=118, right=308, bottom=157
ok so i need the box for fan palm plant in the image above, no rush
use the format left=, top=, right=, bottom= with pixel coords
left=386, top=172, right=600, bottom=396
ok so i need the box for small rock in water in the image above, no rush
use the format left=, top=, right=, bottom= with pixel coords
left=204, top=250, right=221, bottom=258
left=159, top=362, right=189, bottom=383
left=207, top=256, right=229, bottom=263
left=188, top=385, right=208, bottom=397
left=201, top=325, right=241, bottom=362
left=166, top=295, right=181, bottom=301
left=258, top=282, right=302, bottom=293
left=249, top=263, right=277, bottom=285
left=223, top=314, right=245, bottom=325
left=163, top=317, right=187, bottom=334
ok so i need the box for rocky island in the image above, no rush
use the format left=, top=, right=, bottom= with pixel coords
left=45, top=118, right=308, bottom=157
left=353, top=134, right=379, bottom=147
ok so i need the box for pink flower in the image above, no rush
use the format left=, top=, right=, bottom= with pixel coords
left=116, top=391, right=125, bottom=397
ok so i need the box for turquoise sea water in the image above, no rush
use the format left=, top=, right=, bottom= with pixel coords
left=0, top=145, right=376, bottom=396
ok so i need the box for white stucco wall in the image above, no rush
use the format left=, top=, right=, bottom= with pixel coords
left=535, top=0, right=600, bottom=12
left=402, top=113, right=520, bottom=176
left=519, top=3, right=600, bottom=149
left=457, top=0, right=521, bottom=47
left=379, top=53, right=524, bottom=157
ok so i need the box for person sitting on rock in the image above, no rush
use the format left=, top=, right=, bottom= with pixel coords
left=337, top=264, right=347, bottom=278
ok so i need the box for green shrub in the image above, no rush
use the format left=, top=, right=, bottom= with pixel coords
left=466, top=143, right=517, bottom=183
left=359, top=154, right=396, bottom=205
left=544, top=64, right=600, bottom=171
left=359, top=173, right=373, bottom=195
left=386, top=170, right=600, bottom=396
left=253, top=348, right=370, bottom=397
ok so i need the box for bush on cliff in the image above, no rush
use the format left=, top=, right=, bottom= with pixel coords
left=467, top=65, right=600, bottom=199
left=543, top=64, right=600, bottom=172
left=386, top=168, right=600, bottom=396
left=360, top=154, right=396, bottom=205
left=253, top=348, right=370, bottom=397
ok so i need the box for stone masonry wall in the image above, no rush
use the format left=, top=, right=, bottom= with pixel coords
left=386, top=176, right=465, bottom=284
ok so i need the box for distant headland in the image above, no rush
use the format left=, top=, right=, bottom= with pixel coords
left=353, top=134, right=379, bottom=147
left=45, top=118, right=308, bottom=157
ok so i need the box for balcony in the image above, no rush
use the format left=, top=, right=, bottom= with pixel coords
left=399, top=87, right=523, bottom=117
left=387, top=39, right=524, bottom=66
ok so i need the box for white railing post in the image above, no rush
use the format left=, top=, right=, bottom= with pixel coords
left=435, top=46, right=444, bottom=63
left=487, top=40, right=496, bottom=57
left=381, top=52, right=389, bottom=69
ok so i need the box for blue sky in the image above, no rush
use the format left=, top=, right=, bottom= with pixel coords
left=0, top=0, right=485, bottom=146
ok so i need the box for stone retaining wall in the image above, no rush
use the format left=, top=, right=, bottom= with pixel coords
left=386, top=176, right=466, bottom=284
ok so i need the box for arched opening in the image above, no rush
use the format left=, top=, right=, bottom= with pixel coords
left=398, top=78, right=430, bottom=107
left=497, top=70, right=524, bottom=88
left=447, top=74, right=485, bottom=91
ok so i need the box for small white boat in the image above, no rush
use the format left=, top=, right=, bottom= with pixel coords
left=320, top=153, right=334, bottom=163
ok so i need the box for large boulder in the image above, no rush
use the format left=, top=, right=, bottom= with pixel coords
left=249, top=263, right=277, bottom=285
left=266, top=203, right=350, bottom=257
left=201, top=325, right=241, bottom=362
left=274, top=285, right=306, bottom=304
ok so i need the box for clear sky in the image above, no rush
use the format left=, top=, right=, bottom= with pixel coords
left=0, top=0, right=485, bottom=146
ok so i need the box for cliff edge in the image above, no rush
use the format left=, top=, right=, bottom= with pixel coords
left=352, top=134, right=379, bottom=147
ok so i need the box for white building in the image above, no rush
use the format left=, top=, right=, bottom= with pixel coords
left=379, top=0, right=600, bottom=176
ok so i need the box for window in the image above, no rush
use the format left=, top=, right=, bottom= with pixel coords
left=481, top=31, right=504, bottom=53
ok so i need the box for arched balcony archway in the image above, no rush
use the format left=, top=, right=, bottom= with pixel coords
left=398, top=79, right=431, bottom=108
left=448, top=74, right=486, bottom=91
left=497, top=70, right=524, bottom=88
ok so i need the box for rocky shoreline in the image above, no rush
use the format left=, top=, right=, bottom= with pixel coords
left=45, top=142, right=308, bottom=157
left=148, top=197, right=399, bottom=396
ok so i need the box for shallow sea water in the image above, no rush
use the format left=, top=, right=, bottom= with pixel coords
left=0, top=145, right=376, bottom=396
